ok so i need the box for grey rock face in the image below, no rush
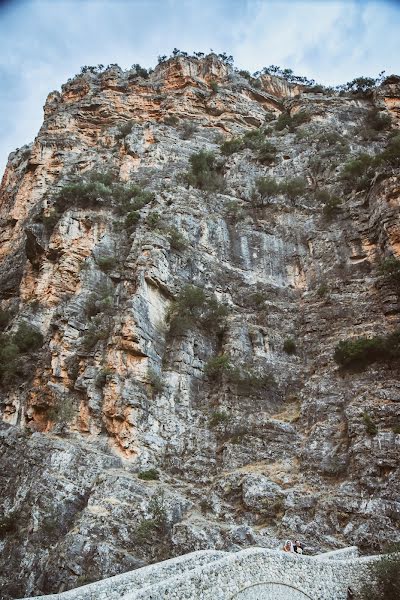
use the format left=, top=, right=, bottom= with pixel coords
left=0, top=55, right=399, bottom=597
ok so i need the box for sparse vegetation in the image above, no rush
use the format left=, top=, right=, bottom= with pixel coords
left=12, top=322, right=43, bottom=353
left=95, top=367, right=113, bottom=388
left=334, top=330, right=400, bottom=369
left=275, top=110, right=311, bottom=132
left=163, top=114, right=179, bottom=126
left=314, top=189, right=342, bottom=219
left=280, top=177, right=307, bottom=200
left=0, top=308, right=12, bottom=331
left=283, top=338, right=296, bottom=354
left=47, top=397, right=75, bottom=426
left=168, top=285, right=229, bottom=337
left=316, top=283, right=329, bottom=297
left=138, top=469, right=160, bottom=481
left=359, top=549, right=400, bottom=600
left=204, top=353, right=274, bottom=393
left=147, top=211, right=161, bottom=228
left=204, top=354, right=231, bottom=380
left=210, top=80, right=219, bottom=93
left=220, top=129, right=277, bottom=164
left=165, top=226, right=186, bottom=251
left=180, top=121, right=197, bottom=140
left=379, top=256, right=400, bottom=289
left=115, top=120, right=134, bottom=140
left=81, top=316, right=111, bottom=351
left=134, top=492, right=167, bottom=543
left=96, top=255, right=117, bottom=272
left=253, top=176, right=307, bottom=204
left=147, top=367, right=164, bottom=394
left=183, top=150, right=225, bottom=192
left=363, top=412, right=378, bottom=436
left=209, top=410, right=229, bottom=427
left=340, top=153, right=376, bottom=191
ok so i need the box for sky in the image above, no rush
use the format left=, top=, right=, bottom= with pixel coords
left=0, top=0, right=399, bottom=176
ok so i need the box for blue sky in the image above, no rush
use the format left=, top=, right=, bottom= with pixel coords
left=0, top=0, right=399, bottom=176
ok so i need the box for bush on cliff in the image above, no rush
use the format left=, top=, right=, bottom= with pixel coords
left=275, top=110, right=311, bottom=132
left=0, top=322, right=43, bottom=383
left=334, top=330, right=400, bottom=369
left=220, top=129, right=277, bottom=164
left=183, top=150, right=225, bottom=192
left=360, top=550, right=400, bottom=600
left=168, top=285, right=229, bottom=337
left=379, top=256, right=400, bottom=289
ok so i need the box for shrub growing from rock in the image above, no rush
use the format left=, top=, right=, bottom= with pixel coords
left=334, top=330, right=400, bottom=369
left=138, top=469, right=160, bottom=481
left=168, top=285, right=228, bottom=337
left=183, top=150, right=225, bottom=192
left=363, top=412, right=378, bottom=436
left=283, top=338, right=296, bottom=354
left=360, top=549, right=400, bottom=600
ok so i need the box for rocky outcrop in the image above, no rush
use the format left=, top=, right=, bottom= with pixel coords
left=0, top=54, right=399, bottom=598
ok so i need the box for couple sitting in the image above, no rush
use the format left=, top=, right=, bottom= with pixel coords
left=283, top=539, right=304, bottom=554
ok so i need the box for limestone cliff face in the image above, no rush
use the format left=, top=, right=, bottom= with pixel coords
left=0, top=55, right=399, bottom=598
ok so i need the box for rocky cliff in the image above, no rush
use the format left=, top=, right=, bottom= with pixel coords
left=0, top=54, right=399, bottom=599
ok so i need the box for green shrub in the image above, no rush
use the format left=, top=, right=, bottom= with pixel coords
left=134, top=492, right=167, bottom=542
left=283, top=338, right=296, bottom=354
left=138, top=468, right=160, bottom=481
left=340, top=153, right=376, bottom=191
left=275, top=112, right=292, bottom=131
left=184, top=150, right=225, bottom=192
left=315, top=189, right=342, bottom=219
left=0, top=339, right=20, bottom=383
left=364, top=108, right=391, bottom=133
left=334, top=330, right=400, bottom=369
left=147, top=367, right=164, bottom=394
left=147, top=211, right=161, bottom=228
left=381, top=133, right=400, bottom=166
left=180, top=121, right=197, bottom=140
left=276, top=110, right=311, bottom=132
left=210, top=80, right=219, bottom=93
left=97, top=256, right=117, bottom=272
left=13, top=322, right=43, bottom=352
left=225, top=200, right=243, bottom=221
left=360, top=551, right=400, bottom=600
left=316, top=283, right=329, bottom=297
left=363, top=412, right=378, bottom=436
left=115, top=120, right=134, bottom=140
left=0, top=512, right=19, bottom=536
left=125, top=210, right=140, bottom=228
left=257, top=141, right=277, bottom=164
left=379, top=256, right=400, bottom=288
left=166, top=226, right=186, bottom=251
left=164, top=115, right=179, bottom=126
left=48, top=397, right=75, bottom=425
left=0, top=308, right=12, bottom=331
left=220, top=128, right=276, bottom=163
left=204, top=354, right=230, bottom=380
left=81, top=317, right=110, bottom=351
left=85, top=283, right=114, bottom=318
left=227, top=365, right=274, bottom=392
left=130, top=64, right=149, bottom=79
left=220, top=138, right=244, bottom=156
left=209, top=410, right=229, bottom=427
left=168, top=285, right=228, bottom=337
left=254, top=176, right=280, bottom=200
left=280, top=177, right=307, bottom=200
left=95, top=367, right=113, bottom=388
